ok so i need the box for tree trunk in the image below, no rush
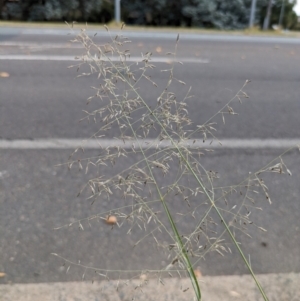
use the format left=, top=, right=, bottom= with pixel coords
left=263, top=0, right=273, bottom=30
left=0, top=0, right=5, bottom=16
left=249, top=0, right=257, bottom=28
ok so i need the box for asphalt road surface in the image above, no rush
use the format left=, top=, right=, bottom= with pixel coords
left=0, top=27, right=299, bottom=285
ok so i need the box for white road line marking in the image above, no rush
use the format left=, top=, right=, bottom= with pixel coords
left=0, top=139, right=299, bottom=150
left=0, top=41, right=79, bottom=48
left=0, top=54, right=209, bottom=63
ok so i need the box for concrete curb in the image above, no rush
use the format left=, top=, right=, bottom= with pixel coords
left=1, top=27, right=300, bottom=44
left=1, top=273, right=299, bottom=301
left=1, top=21, right=300, bottom=37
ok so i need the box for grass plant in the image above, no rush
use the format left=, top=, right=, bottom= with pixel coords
left=53, top=23, right=297, bottom=300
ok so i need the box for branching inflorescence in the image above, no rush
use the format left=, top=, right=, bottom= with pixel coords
left=53, top=23, right=296, bottom=301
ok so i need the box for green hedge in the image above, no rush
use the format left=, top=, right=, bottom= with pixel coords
left=0, top=0, right=298, bottom=30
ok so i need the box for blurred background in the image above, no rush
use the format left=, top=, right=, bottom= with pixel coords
left=0, top=0, right=299, bottom=31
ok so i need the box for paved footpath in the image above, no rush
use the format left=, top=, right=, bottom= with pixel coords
left=1, top=273, right=299, bottom=301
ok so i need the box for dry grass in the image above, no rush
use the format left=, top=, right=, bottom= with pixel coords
left=52, top=23, right=298, bottom=301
